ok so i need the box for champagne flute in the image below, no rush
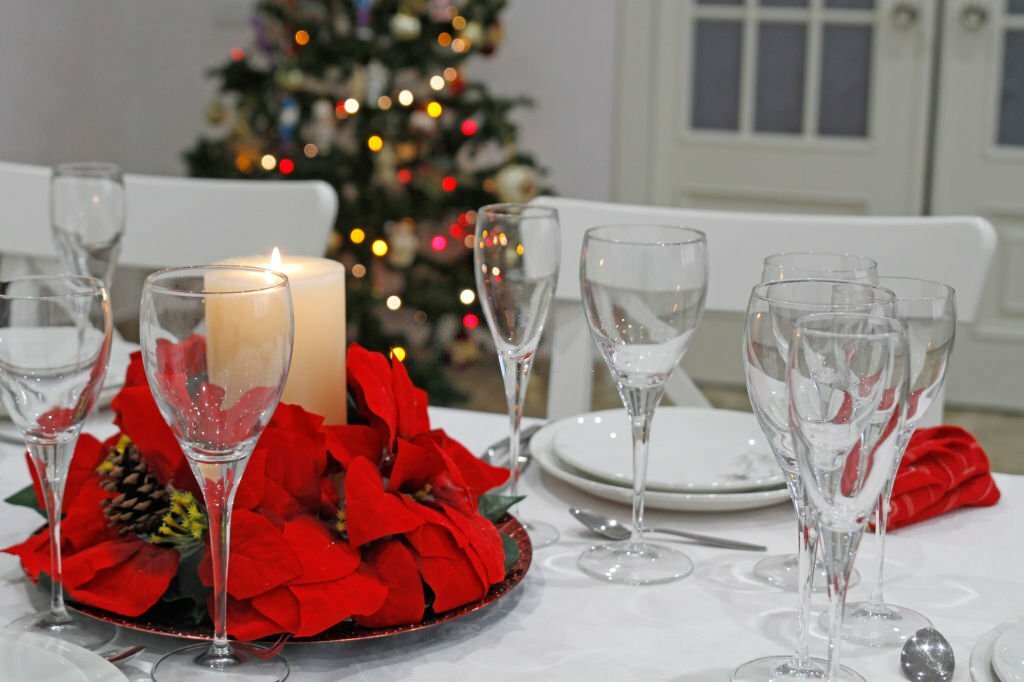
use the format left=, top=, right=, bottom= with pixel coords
left=51, top=162, right=125, bottom=287
left=838, top=278, right=956, bottom=646
left=762, top=252, right=878, bottom=284
left=788, top=313, right=909, bottom=681
left=0, top=275, right=116, bottom=649
left=578, top=225, right=707, bottom=585
left=141, top=266, right=292, bottom=682
left=474, top=203, right=561, bottom=547
left=755, top=252, right=877, bottom=592
left=734, top=280, right=893, bottom=682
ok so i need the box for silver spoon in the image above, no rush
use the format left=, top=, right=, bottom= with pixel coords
left=480, top=423, right=542, bottom=472
left=900, top=627, right=955, bottom=682
left=569, top=507, right=767, bottom=552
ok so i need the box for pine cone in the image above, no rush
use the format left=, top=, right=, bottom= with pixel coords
left=98, top=436, right=170, bottom=537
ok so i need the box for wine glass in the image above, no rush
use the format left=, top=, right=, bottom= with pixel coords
left=0, top=275, right=116, bottom=649
left=755, top=252, right=877, bottom=592
left=762, top=252, right=878, bottom=284
left=838, top=278, right=956, bottom=646
left=788, top=312, right=909, bottom=681
left=734, top=280, right=893, bottom=682
left=474, top=203, right=561, bottom=548
left=51, top=162, right=125, bottom=287
left=141, top=266, right=293, bottom=682
left=578, top=225, right=708, bottom=585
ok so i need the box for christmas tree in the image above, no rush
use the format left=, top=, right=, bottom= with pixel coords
left=186, top=0, right=550, bottom=403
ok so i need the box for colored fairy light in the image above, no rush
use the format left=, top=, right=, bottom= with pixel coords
left=396, top=169, right=412, bottom=184
left=452, top=16, right=467, bottom=30
left=371, top=239, right=389, bottom=256
left=462, top=313, right=480, bottom=329
left=378, top=95, right=392, bottom=110
left=398, top=90, right=414, bottom=106
left=279, top=158, right=295, bottom=174
left=444, top=67, right=458, bottom=82
left=431, top=235, right=447, bottom=251
left=391, top=346, right=407, bottom=362
left=303, top=143, right=318, bottom=158
left=260, top=154, right=277, bottom=171
left=430, top=75, right=445, bottom=91
left=235, top=155, right=253, bottom=173
left=448, top=223, right=464, bottom=238
left=349, top=227, right=366, bottom=244
left=426, top=102, right=443, bottom=118
left=344, top=98, right=360, bottom=114
left=438, top=32, right=452, bottom=47
left=351, top=263, right=367, bottom=278
left=461, top=119, right=478, bottom=136
left=451, top=38, right=467, bottom=53
left=459, top=289, right=475, bottom=305
left=367, top=135, right=384, bottom=152
left=463, top=235, right=474, bottom=248
left=295, top=30, right=310, bottom=46
left=230, top=47, right=245, bottom=62
left=386, top=295, right=402, bottom=311
left=441, top=176, right=456, bottom=192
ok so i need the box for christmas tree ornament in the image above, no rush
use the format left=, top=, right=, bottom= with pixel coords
left=366, top=60, right=388, bottom=102
left=390, top=11, right=422, bottom=40
left=355, top=0, right=375, bottom=38
left=409, top=109, right=439, bottom=136
left=306, top=98, right=336, bottom=151
left=278, top=95, right=301, bottom=144
left=455, top=139, right=509, bottom=173
left=347, top=65, right=368, bottom=101
left=386, top=220, right=421, bottom=268
left=494, top=164, right=539, bottom=204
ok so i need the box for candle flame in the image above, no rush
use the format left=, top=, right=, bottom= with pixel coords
left=271, top=247, right=282, bottom=269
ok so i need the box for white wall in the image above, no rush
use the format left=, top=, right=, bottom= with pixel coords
left=0, top=0, right=617, bottom=201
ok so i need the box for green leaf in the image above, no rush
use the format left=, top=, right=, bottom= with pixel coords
left=5, top=484, right=44, bottom=517
left=151, top=544, right=210, bottom=626
left=500, top=532, right=520, bottom=573
left=478, top=494, right=525, bottom=523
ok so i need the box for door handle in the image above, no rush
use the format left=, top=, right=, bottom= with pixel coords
left=891, top=1, right=920, bottom=29
left=960, top=2, right=989, bottom=31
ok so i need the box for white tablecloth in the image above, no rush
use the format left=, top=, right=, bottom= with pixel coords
left=0, top=406, right=1019, bottom=681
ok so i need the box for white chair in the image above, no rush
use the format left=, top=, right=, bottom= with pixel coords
left=0, top=160, right=338, bottom=322
left=533, top=196, right=997, bottom=425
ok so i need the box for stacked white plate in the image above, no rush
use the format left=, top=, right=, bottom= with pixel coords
left=530, top=407, right=791, bottom=512
left=0, top=630, right=127, bottom=681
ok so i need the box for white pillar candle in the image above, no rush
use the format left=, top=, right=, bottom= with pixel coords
left=217, top=250, right=347, bottom=424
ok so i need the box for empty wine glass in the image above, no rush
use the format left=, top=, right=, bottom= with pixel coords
left=735, top=280, right=893, bottom=682
left=474, top=203, right=561, bottom=548
left=0, top=275, right=115, bottom=649
left=756, top=252, right=877, bottom=593
left=788, top=313, right=909, bottom=681
left=51, top=162, right=125, bottom=287
left=578, top=225, right=707, bottom=585
left=141, top=266, right=293, bottom=682
left=762, top=252, right=878, bottom=284
left=838, top=278, right=956, bottom=646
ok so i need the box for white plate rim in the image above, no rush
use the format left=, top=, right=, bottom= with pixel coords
left=531, top=417, right=791, bottom=512
left=0, top=629, right=128, bottom=681
left=992, top=618, right=1024, bottom=681
left=551, top=407, right=784, bottom=493
left=972, top=618, right=1020, bottom=682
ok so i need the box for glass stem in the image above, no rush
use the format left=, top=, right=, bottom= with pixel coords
left=500, top=351, right=533, bottom=505
left=27, top=439, right=76, bottom=624
left=820, top=524, right=864, bottom=681
left=622, top=386, right=663, bottom=548
left=869, top=427, right=912, bottom=608
left=189, top=457, right=247, bottom=659
left=791, top=479, right=818, bottom=669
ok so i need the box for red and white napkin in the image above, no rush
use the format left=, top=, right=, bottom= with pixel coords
left=881, top=425, right=1001, bottom=530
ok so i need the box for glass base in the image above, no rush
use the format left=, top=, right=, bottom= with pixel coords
left=577, top=540, right=694, bottom=585
left=523, top=518, right=559, bottom=548
left=152, top=642, right=289, bottom=681
left=10, top=610, right=116, bottom=651
left=753, top=553, right=860, bottom=593
left=826, top=601, right=931, bottom=647
left=731, top=655, right=865, bottom=681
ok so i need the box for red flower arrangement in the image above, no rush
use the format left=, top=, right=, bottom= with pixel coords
left=4, top=345, right=516, bottom=640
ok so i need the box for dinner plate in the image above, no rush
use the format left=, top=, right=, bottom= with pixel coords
left=972, top=619, right=1019, bottom=681
left=532, top=419, right=791, bottom=512
left=552, top=407, right=782, bottom=493
left=993, top=619, right=1024, bottom=681
left=0, top=629, right=127, bottom=681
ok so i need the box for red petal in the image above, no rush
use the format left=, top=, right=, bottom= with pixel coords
left=405, top=523, right=486, bottom=612
left=288, top=570, right=387, bottom=637
left=324, top=425, right=384, bottom=468
left=63, top=539, right=179, bottom=617
left=111, top=386, right=194, bottom=493
left=198, top=509, right=302, bottom=599
left=344, top=457, right=424, bottom=547
left=428, top=430, right=510, bottom=498
left=346, top=345, right=397, bottom=448
left=355, top=540, right=425, bottom=628
left=282, top=516, right=360, bottom=584
left=2, top=528, right=51, bottom=580
left=392, top=358, right=430, bottom=440
left=226, top=594, right=289, bottom=641
left=441, top=504, right=506, bottom=585
left=388, top=437, right=449, bottom=494
left=123, top=351, right=148, bottom=388
left=249, top=586, right=301, bottom=635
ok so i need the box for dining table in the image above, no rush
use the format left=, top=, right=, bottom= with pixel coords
left=0, top=405, right=1019, bottom=681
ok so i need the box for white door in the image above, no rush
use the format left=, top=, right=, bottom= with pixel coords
left=931, top=0, right=1024, bottom=411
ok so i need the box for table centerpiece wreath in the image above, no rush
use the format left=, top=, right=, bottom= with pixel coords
left=3, top=342, right=529, bottom=642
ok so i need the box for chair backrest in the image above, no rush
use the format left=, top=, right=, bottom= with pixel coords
left=0, top=160, right=338, bottom=267
left=532, top=196, right=997, bottom=421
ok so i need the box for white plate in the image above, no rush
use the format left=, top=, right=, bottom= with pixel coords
left=552, top=407, right=782, bottom=493
left=973, top=619, right=1018, bottom=681
left=993, top=620, right=1024, bottom=681
left=0, top=630, right=127, bottom=681
left=532, top=418, right=791, bottom=512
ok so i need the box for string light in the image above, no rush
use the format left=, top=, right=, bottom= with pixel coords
left=461, top=119, right=478, bottom=136
left=452, top=16, right=467, bottom=30
left=371, top=239, right=389, bottom=257
left=448, top=223, right=464, bottom=238
left=386, top=295, right=402, bottom=311
left=396, top=169, right=412, bottom=184
left=367, top=135, right=384, bottom=152
left=459, top=289, right=476, bottom=305
left=303, top=143, right=318, bottom=158
left=335, top=101, right=348, bottom=119
left=462, top=313, right=480, bottom=329
left=235, top=155, right=253, bottom=173
left=260, top=154, right=277, bottom=171
left=441, top=176, right=457, bottom=192
left=463, top=235, right=474, bottom=248
left=451, top=38, right=467, bottom=53
left=430, top=75, right=445, bottom=91
left=378, top=95, right=392, bottom=110
left=349, top=227, right=366, bottom=244
left=351, top=263, right=367, bottom=278
left=230, top=47, right=246, bottom=62
left=398, top=90, right=414, bottom=106
left=426, top=102, right=443, bottom=118
left=437, top=32, right=452, bottom=47
left=444, top=67, right=458, bottom=82
left=294, top=30, right=310, bottom=46
left=431, top=235, right=447, bottom=251
left=279, top=158, right=295, bottom=175
left=344, top=98, right=360, bottom=114
left=390, top=346, right=407, bottom=362
left=516, top=243, right=525, bottom=256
